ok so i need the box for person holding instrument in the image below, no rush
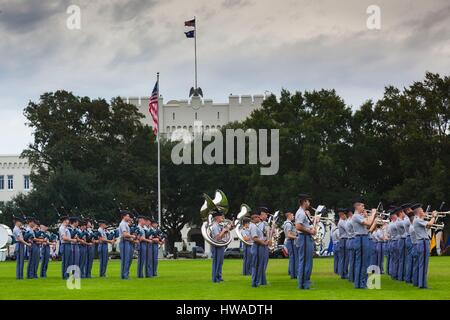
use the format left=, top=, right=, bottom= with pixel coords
left=413, top=204, right=437, bottom=289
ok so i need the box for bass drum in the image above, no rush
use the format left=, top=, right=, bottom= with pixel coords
left=0, top=224, right=13, bottom=248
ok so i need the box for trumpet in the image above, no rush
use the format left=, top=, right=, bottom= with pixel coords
left=430, top=223, right=444, bottom=231
left=375, top=218, right=390, bottom=226
left=425, top=211, right=450, bottom=219
left=365, top=209, right=389, bottom=218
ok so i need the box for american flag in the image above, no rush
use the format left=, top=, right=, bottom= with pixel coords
left=149, top=80, right=159, bottom=135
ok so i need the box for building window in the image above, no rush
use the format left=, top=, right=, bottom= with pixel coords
left=7, top=175, right=13, bottom=190
left=195, top=112, right=197, bottom=120
left=217, top=112, right=220, bottom=120
left=0, top=176, right=4, bottom=190
left=24, top=175, right=30, bottom=190
left=173, top=112, right=175, bottom=120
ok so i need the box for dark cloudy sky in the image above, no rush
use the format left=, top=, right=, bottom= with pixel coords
left=0, top=0, right=449, bottom=154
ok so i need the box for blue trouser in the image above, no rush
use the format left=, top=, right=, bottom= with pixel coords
left=369, top=239, right=377, bottom=267
left=152, top=243, right=159, bottom=276
left=79, top=245, right=87, bottom=278
left=333, top=242, right=340, bottom=275
left=348, top=238, right=355, bottom=282
left=354, top=235, right=370, bottom=289
left=251, top=243, right=265, bottom=287
left=137, top=242, right=147, bottom=278
left=98, top=243, right=108, bottom=277
left=261, top=245, right=269, bottom=285
left=389, top=240, right=398, bottom=279
left=61, top=243, right=71, bottom=279
left=286, top=239, right=298, bottom=279
left=70, top=244, right=80, bottom=270
left=40, top=245, right=50, bottom=278
left=384, top=242, right=390, bottom=275
left=85, top=244, right=95, bottom=278
left=412, top=243, right=419, bottom=286
left=403, top=236, right=412, bottom=283
left=376, top=242, right=384, bottom=273
left=27, top=243, right=40, bottom=279
left=417, top=239, right=430, bottom=288
left=297, top=233, right=313, bottom=289
left=404, top=236, right=413, bottom=283
left=119, top=240, right=133, bottom=279
left=146, top=242, right=153, bottom=277
left=242, top=244, right=252, bottom=275
left=338, top=238, right=348, bottom=279
left=15, top=243, right=25, bottom=279
left=211, top=245, right=225, bottom=282
left=397, top=238, right=406, bottom=281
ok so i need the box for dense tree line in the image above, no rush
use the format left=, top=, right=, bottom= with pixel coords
left=0, top=72, right=448, bottom=249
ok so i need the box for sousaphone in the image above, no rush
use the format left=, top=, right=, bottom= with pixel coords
left=200, top=190, right=233, bottom=247
left=234, top=204, right=252, bottom=246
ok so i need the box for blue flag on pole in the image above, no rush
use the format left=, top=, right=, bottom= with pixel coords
left=185, top=30, right=195, bottom=38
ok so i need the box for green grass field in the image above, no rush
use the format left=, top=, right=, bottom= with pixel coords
left=1, top=257, right=450, bottom=300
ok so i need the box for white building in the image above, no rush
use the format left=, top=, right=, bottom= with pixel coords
left=125, top=94, right=264, bottom=139
left=0, top=155, right=32, bottom=205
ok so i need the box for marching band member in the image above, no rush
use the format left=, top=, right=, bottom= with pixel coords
left=144, top=217, right=154, bottom=278
left=396, top=206, right=408, bottom=281
left=13, top=217, right=30, bottom=280
left=337, top=208, right=348, bottom=279
left=78, top=221, right=89, bottom=278
left=283, top=210, right=298, bottom=279
left=241, top=217, right=252, bottom=276
left=258, top=206, right=270, bottom=285
left=84, top=219, right=96, bottom=278
left=408, top=204, right=420, bottom=286
left=388, top=209, right=399, bottom=279
left=331, top=216, right=340, bottom=275
left=137, top=216, right=151, bottom=278
left=402, top=204, right=414, bottom=283
left=151, top=219, right=164, bottom=277
left=26, top=218, right=41, bottom=279
left=295, top=193, right=316, bottom=290
left=59, top=216, right=74, bottom=279
left=345, top=208, right=356, bottom=283
left=368, top=216, right=378, bottom=269
left=118, top=211, right=136, bottom=280
left=68, top=217, right=81, bottom=272
left=250, top=209, right=267, bottom=287
left=374, top=224, right=386, bottom=274
left=98, top=220, right=113, bottom=277
left=413, top=204, right=437, bottom=289
left=351, top=201, right=376, bottom=289
left=39, top=222, right=51, bottom=278
left=210, top=209, right=229, bottom=283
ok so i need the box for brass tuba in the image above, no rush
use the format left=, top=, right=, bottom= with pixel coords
left=234, top=204, right=252, bottom=246
left=200, top=190, right=233, bottom=247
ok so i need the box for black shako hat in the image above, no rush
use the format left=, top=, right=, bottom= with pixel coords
left=211, top=209, right=224, bottom=217
left=69, top=216, right=80, bottom=224
left=298, top=193, right=312, bottom=201
left=401, top=203, right=412, bottom=210
left=389, top=207, right=402, bottom=215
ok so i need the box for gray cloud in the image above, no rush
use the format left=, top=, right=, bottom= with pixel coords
left=0, top=0, right=449, bottom=153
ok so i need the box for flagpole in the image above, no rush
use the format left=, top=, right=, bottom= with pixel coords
left=156, top=72, right=161, bottom=226
left=194, top=16, right=197, bottom=90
